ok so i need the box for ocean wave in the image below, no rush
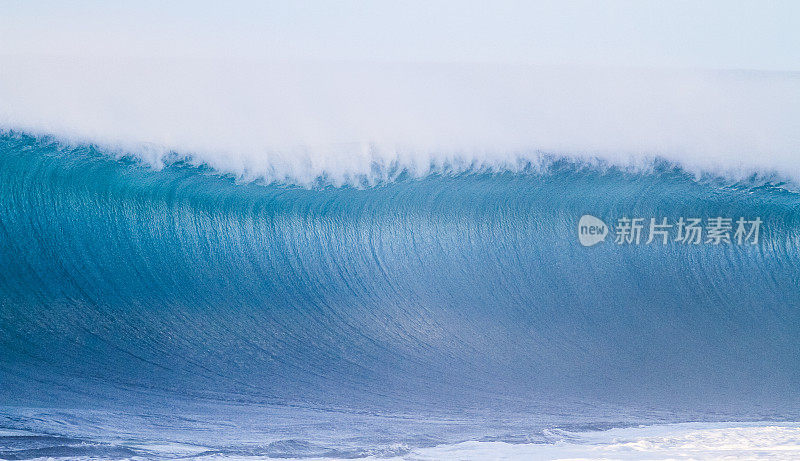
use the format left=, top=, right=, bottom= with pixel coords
left=2, top=131, right=800, bottom=411
left=1, top=131, right=800, bottom=456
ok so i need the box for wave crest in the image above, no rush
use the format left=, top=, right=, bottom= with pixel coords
left=2, top=59, right=799, bottom=186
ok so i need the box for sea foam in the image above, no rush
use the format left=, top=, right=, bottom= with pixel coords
left=1, top=57, right=798, bottom=185
left=403, top=423, right=800, bottom=460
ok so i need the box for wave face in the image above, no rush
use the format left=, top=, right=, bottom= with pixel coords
left=1, top=132, right=800, bottom=457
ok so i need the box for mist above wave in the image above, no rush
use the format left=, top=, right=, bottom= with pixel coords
left=1, top=57, right=798, bottom=186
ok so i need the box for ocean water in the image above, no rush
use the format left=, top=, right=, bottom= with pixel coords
left=0, top=131, right=799, bottom=459
left=0, top=62, right=799, bottom=459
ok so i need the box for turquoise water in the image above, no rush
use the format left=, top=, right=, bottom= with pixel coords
left=1, top=132, right=799, bottom=458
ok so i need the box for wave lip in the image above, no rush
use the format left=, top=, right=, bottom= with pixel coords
left=1, top=58, right=799, bottom=186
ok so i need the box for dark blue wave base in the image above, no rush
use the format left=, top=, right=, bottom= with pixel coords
left=1, top=132, right=800, bottom=457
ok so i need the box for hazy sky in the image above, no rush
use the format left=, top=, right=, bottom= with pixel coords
left=2, top=0, right=799, bottom=71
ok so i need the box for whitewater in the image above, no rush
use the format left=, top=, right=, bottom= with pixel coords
left=1, top=58, right=799, bottom=184
left=1, top=59, right=800, bottom=459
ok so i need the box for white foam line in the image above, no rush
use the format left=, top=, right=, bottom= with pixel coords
left=397, top=422, right=800, bottom=460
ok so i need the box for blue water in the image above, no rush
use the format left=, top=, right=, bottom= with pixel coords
left=1, top=132, right=799, bottom=459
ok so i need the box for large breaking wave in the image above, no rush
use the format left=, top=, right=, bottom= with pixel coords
left=1, top=130, right=799, bottom=458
